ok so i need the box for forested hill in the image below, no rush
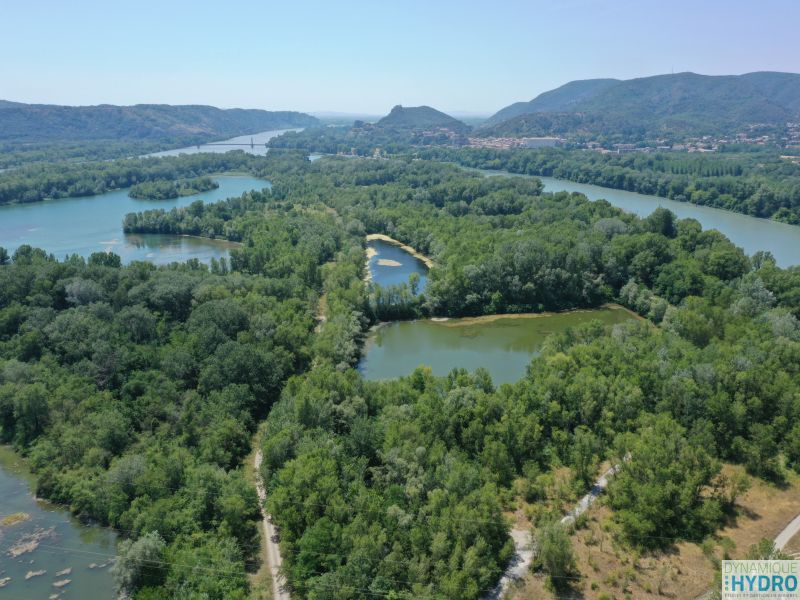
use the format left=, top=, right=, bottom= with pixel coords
left=0, top=101, right=320, bottom=143
left=484, top=78, right=619, bottom=125
left=482, top=71, right=800, bottom=138
left=377, top=105, right=470, bottom=132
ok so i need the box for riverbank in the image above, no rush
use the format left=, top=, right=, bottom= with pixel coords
left=0, top=446, right=117, bottom=598
left=428, top=303, right=641, bottom=327
left=1, top=174, right=264, bottom=264
left=462, top=166, right=800, bottom=268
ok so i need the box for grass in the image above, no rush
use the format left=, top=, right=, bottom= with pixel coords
left=508, top=464, right=800, bottom=600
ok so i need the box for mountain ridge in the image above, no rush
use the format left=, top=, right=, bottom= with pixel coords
left=483, top=71, right=800, bottom=138
left=0, top=101, right=320, bottom=143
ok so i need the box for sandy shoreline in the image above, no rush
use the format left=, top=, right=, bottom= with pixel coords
left=429, top=303, right=639, bottom=327
left=365, top=234, right=434, bottom=268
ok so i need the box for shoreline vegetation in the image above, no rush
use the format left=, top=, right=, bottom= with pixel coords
left=0, top=152, right=271, bottom=206
left=128, top=176, right=219, bottom=200
left=365, top=303, right=641, bottom=330
left=272, top=131, right=800, bottom=224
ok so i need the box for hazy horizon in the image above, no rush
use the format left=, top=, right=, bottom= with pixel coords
left=2, top=0, right=799, bottom=114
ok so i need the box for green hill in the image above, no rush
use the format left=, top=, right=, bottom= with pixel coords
left=0, top=101, right=320, bottom=143
left=483, top=72, right=800, bottom=139
left=377, top=105, right=470, bottom=133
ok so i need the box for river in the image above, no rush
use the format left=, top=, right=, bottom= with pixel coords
left=148, top=128, right=299, bottom=157
left=0, top=447, right=117, bottom=599
left=471, top=168, right=800, bottom=268
left=0, top=175, right=269, bottom=264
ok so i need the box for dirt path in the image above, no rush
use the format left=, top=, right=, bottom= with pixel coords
left=487, top=464, right=622, bottom=599
left=254, top=449, right=290, bottom=600
left=775, top=513, right=800, bottom=551
left=561, top=463, right=622, bottom=526
left=314, top=293, right=328, bottom=333
left=485, top=527, right=533, bottom=600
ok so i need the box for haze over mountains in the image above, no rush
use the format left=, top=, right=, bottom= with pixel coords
left=0, top=101, right=320, bottom=143
left=481, top=72, right=800, bottom=139
left=4, top=71, right=800, bottom=148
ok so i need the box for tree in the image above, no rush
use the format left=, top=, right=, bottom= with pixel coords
left=112, top=531, right=166, bottom=595
left=534, top=521, right=577, bottom=590
left=645, top=207, right=677, bottom=238
left=608, top=415, right=723, bottom=547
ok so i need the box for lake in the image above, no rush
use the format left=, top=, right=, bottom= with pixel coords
left=0, top=446, right=117, bottom=599
left=0, top=175, right=269, bottom=264
left=367, top=238, right=429, bottom=291
left=473, top=168, right=800, bottom=268
left=148, top=128, right=299, bottom=157
left=358, top=306, right=635, bottom=385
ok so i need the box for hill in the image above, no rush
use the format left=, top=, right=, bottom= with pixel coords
left=483, top=72, right=800, bottom=139
left=376, top=105, right=470, bottom=133
left=484, top=78, right=618, bottom=125
left=0, top=101, right=320, bottom=143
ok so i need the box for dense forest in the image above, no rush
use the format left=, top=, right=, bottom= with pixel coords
left=270, top=130, right=800, bottom=223
left=0, top=139, right=182, bottom=169
left=128, top=176, right=219, bottom=200
left=2, top=153, right=800, bottom=598
left=0, top=151, right=267, bottom=205
left=420, top=147, right=800, bottom=223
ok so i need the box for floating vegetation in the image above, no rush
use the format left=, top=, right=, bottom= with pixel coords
left=0, top=512, right=30, bottom=527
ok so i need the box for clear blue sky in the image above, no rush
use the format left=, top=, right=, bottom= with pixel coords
left=2, top=0, right=798, bottom=115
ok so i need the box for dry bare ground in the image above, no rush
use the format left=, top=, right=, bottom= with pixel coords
left=506, top=465, right=800, bottom=600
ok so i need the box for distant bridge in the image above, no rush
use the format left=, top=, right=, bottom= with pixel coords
left=197, top=138, right=266, bottom=149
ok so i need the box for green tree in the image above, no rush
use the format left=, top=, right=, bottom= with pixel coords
left=534, top=521, right=577, bottom=590
left=112, top=531, right=167, bottom=595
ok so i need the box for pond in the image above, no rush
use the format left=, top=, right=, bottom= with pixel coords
left=0, top=446, right=117, bottom=599
left=367, top=238, right=429, bottom=291
left=357, top=306, right=635, bottom=385
left=0, top=175, right=268, bottom=264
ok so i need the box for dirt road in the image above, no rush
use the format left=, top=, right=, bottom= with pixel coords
left=254, top=449, right=290, bottom=600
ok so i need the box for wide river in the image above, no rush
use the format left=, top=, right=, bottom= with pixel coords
left=474, top=168, right=800, bottom=268
left=0, top=175, right=269, bottom=264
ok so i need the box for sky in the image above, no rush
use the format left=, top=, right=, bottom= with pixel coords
left=2, top=0, right=799, bottom=115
